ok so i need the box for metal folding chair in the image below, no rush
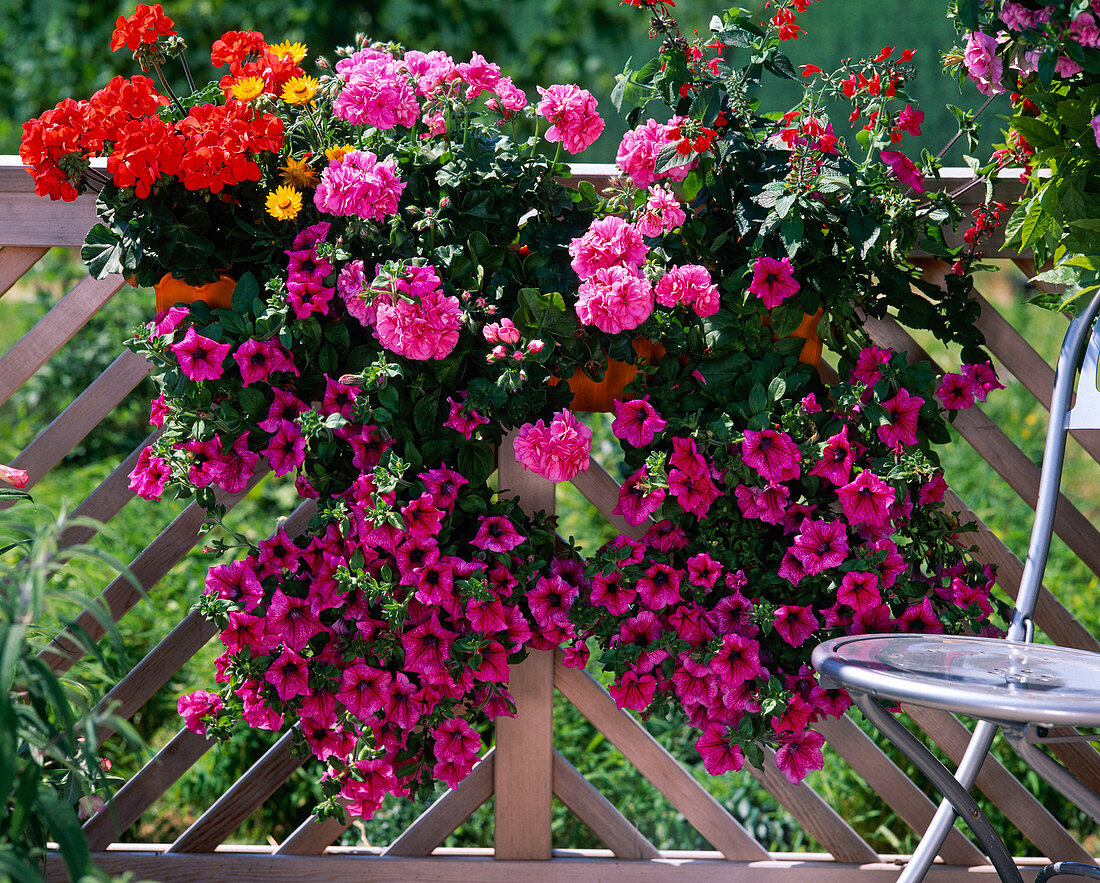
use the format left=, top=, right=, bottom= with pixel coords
left=813, top=290, right=1100, bottom=882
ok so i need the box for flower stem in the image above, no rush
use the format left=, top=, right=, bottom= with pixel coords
left=153, top=60, right=185, bottom=115
left=935, top=94, right=996, bottom=162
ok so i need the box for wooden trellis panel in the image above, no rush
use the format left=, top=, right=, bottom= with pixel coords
left=0, top=160, right=1089, bottom=882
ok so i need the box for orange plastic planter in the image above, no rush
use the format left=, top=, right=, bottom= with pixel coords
left=564, top=338, right=666, bottom=413
left=154, top=273, right=236, bottom=314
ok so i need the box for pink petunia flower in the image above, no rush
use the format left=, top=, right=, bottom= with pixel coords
left=171, top=326, right=231, bottom=382
left=789, top=519, right=849, bottom=575
left=696, top=725, right=744, bottom=774
left=836, top=469, right=894, bottom=531
left=444, top=393, right=490, bottom=439
left=748, top=255, right=800, bottom=309
left=741, top=429, right=801, bottom=483
left=612, top=397, right=667, bottom=447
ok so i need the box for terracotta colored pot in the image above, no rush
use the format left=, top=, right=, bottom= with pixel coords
left=154, top=273, right=236, bottom=314
left=790, top=309, right=824, bottom=367
left=565, top=338, right=666, bottom=413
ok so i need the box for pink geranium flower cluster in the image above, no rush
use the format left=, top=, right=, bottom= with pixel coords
left=534, top=83, right=605, bottom=154
left=371, top=265, right=463, bottom=361
left=314, top=149, right=406, bottom=220
left=513, top=409, right=592, bottom=482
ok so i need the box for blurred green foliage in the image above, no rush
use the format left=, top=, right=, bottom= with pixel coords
left=1, top=0, right=998, bottom=164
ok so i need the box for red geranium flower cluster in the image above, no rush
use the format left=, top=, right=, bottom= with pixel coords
left=20, top=69, right=285, bottom=200
left=211, top=29, right=306, bottom=97
left=110, top=2, right=176, bottom=53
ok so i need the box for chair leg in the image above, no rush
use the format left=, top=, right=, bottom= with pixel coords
left=852, top=694, right=1023, bottom=883
left=1036, top=863, right=1100, bottom=881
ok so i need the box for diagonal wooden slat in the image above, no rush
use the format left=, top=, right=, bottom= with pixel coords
left=568, top=459, right=649, bottom=540
left=552, top=749, right=660, bottom=860
left=554, top=656, right=771, bottom=862
left=905, top=705, right=1093, bottom=865
left=274, top=806, right=357, bottom=857
left=94, top=500, right=316, bottom=747
left=0, top=273, right=124, bottom=407
left=814, top=715, right=985, bottom=867
left=9, top=349, right=152, bottom=488
left=745, top=748, right=878, bottom=865
left=84, top=727, right=214, bottom=851
left=384, top=750, right=497, bottom=857
left=41, top=470, right=265, bottom=675
left=54, top=434, right=156, bottom=547
left=864, top=314, right=1100, bottom=583
left=942, top=487, right=1100, bottom=655
left=167, top=729, right=303, bottom=853
left=0, top=245, right=49, bottom=298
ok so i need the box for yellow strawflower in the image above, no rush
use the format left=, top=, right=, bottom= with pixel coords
left=325, top=144, right=354, bottom=164
left=270, top=40, right=308, bottom=63
left=266, top=185, right=303, bottom=220
left=281, top=75, right=319, bottom=105
left=279, top=156, right=319, bottom=190
left=230, top=76, right=266, bottom=102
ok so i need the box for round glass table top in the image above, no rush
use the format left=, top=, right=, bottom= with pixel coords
left=812, top=634, right=1100, bottom=726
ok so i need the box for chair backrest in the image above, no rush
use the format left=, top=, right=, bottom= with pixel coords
left=1009, top=289, right=1100, bottom=643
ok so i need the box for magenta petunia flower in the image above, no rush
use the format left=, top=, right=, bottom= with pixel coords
left=695, top=724, right=744, bottom=775
left=668, top=465, right=720, bottom=519
left=177, top=690, right=223, bottom=735
left=748, top=255, right=800, bottom=309
left=527, top=574, right=579, bottom=629
left=420, top=463, right=468, bottom=511
left=880, top=149, right=925, bottom=192
left=341, top=757, right=398, bottom=821
left=612, top=397, right=667, bottom=448
left=401, top=615, right=457, bottom=683
left=337, top=662, right=391, bottom=722
left=734, top=482, right=790, bottom=525
left=233, top=338, right=298, bottom=386
left=686, top=552, right=722, bottom=590
left=808, top=425, right=855, bottom=486
left=774, top=728, right=826, bottom=783
left=741, top=429, right=801, bottom=483
left=589, top=571, right=636, bottom=616
left=128, top=445, right=171, bottom=500
left=837, top=469, right=894, bottom=531
left=204, top=559, right=262, bottom=610
left=962, top=361, right=1005, bottom=401
left=171, top=326, right=231, bottom=382
left=789, top=519, right=849, bottom=575
left=708, top=633, right=762, bottom=687
left=837, top=571, right=882, bottom=616
left=262, top=421, right=306, bottom=477
left=772, top=605, right=820, bottom=648
left=609, top=668, right=657, bottom=711
left=444, top=393, right=490, bottom=439
left=635, top=563, right=683, bottom=610
left=471, top=515, right=526, bottom=553
left=877, top=387, right=924, bottom=451
left=264, top=647, right=312, bottom=701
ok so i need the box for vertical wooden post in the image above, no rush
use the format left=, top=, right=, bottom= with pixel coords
left=493, top=430, right=555, bottom=860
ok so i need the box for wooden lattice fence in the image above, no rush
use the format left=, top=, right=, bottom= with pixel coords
left=2, top=157, right=1096, bottom=881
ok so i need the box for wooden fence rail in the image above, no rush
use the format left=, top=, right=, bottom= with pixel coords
left=0, top=157, right=1088, bottom=882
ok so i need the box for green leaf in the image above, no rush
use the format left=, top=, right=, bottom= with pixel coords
left=81, top=223, right=134, bottom=279
left=457, top=442, right=495, bottom=486
left=413, top=394, right=440, bottom=435
left=1011, top=116, right=1061, bottom=151
left=763, top=51, right=797, bottom=81
left=232, top=273, right=261, bottom=313
left=238, top=385, right=266, bottom=416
